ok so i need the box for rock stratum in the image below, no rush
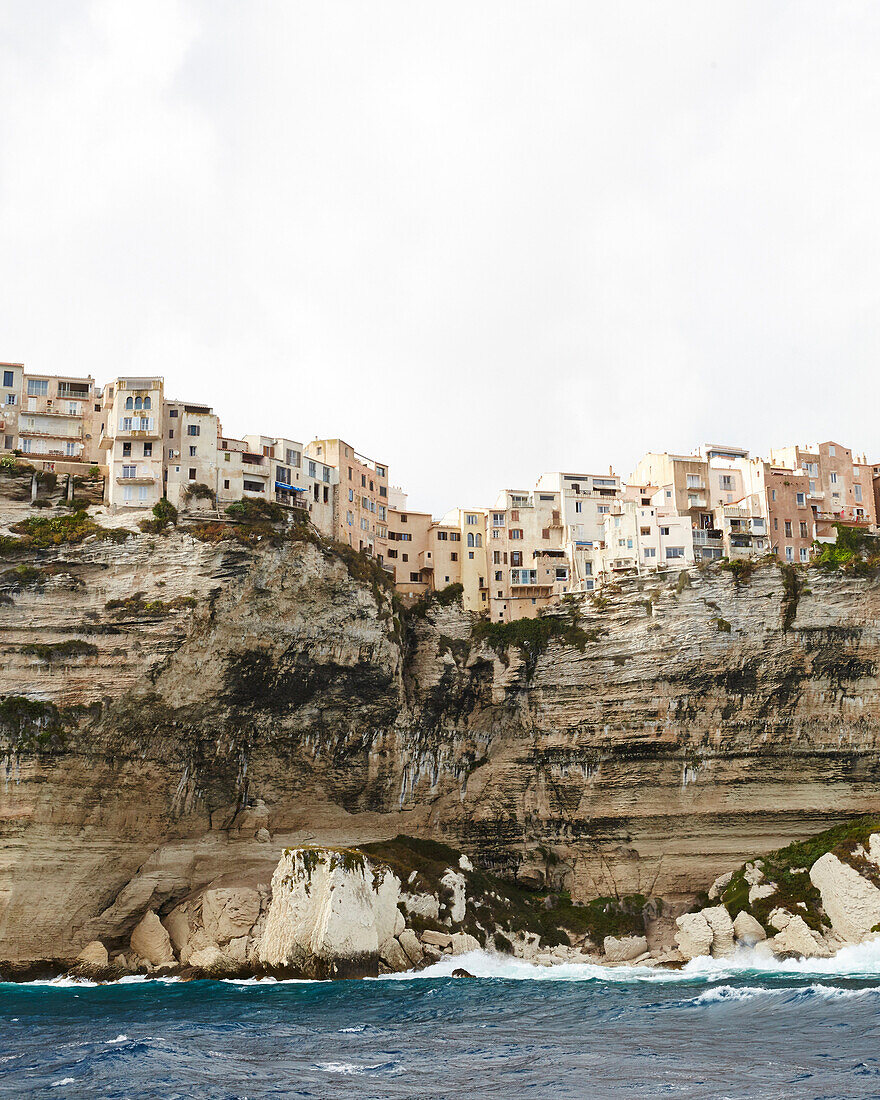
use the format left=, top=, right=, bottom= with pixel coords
left=1, top=497, right=879, bottom=972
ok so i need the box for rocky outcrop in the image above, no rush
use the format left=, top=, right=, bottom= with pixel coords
left=1, top=497, right=880, bottom=970
left=674, top=913, right=714, bottom=960
left=809, top=853, right=880, bottom=941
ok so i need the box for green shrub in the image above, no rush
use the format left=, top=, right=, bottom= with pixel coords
left=20, top=640, right=98, bottom=661
left=472, top=611, right=604, bottom=675
left=105, top=593, right=197, bottom=616
left=183, top=483, right=216, bottom=506
left=0, top=564, right=48, bottom=588
left=408, top=582, right=464, bottom=618
left=719, top=558, right=756, bottom=583
left=225, top=499, right=286, bottom=523
left=152, top=498, right=178, bottom=526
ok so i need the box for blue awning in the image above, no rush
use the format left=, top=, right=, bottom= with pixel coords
left=275, top=482, right=306, bottom=491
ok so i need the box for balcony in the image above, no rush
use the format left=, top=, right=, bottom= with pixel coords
left=685, top=481, right=706, bottom=491
left=56, top=384, right=91, bottom=399
left=116, top=474, right=156, bottom=485
left=18, top=425, right=83, bottom=439
left=686, top=496, right=708, bottom=508
left=808, top=491, right=825, bottom=500
left=693, top=529, right=723, bottom=544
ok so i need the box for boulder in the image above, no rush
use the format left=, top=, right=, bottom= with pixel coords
left=258, top=848, right=401, bottom=978
left=162, top=904, right=191, bottom=955
left=733, top=911, right=766, bottom=945
left=701, top=906, right=735, bottom=958
left=421, top=944, right=443, bottom=963
left=201, top=888, right=261, bottom=944
left=393, top=909, right=405, bottom=937
left=398, top=928, right=424, bottom=966
left=402, top=892, right=440, bottom=922
left=130, top=910, right=175, bottom=967
left=379, top=937, right=410, bottom=972
left=767, top=908, right=792, bottom=932
left=459, top=855, right=474, bottom=872
left=744, top=861, right=765, bottom=886
left=810, top=852, right=880, bottom=942
left=603, top=935, right=648, bottom=963
left=450, top=932, right=480, bottom=956
left=748, top=883, right=776, bottom=906
left=76, top=941, right=108, bottom=968
left=708, top=871, right=734, bottom=900
left=674, top=912, right=713, bottom=960
left=421, top=929, right=453, bottom=948
left=440, top=870, right=467, bottom=922
left=769, top=914, right=830, bottom=959
left=187, top=944, right=226, bottom=970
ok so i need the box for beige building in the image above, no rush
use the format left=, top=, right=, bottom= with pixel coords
left=16, top=371, right=98, bottom=461
left=594, top=492, right=695, bottom=582
left=306, top=438, right=389, bottom=560
left=98, top=376, right=165, bottom=511
left=387, top=506, right=433, bottom=595
left=163, top=400, right=220, bottom=509
left=243, top=435, right=335, bottom=535
left=437, top=507, right=488, bottom=612
left=534, top=470, right=623, bottom=591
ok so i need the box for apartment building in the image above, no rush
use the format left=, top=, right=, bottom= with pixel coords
left=98, top=377, right=165, bottom=510
left=14, top=372, right=98, bottom=461
left=216, top=434, right=248, bottom=507
left=164, top=400, right=219, bottom=509
left=435, top=507, right=488, bottom=612
left=306, top=439, right=389, bottom=560
left=0, top=363, right=24, bottom=452
left=534, top=471, right=622, bottom=591
left=770, top=441, right=878, bottom=529
left=387, top=506, right=433, bottom=595
left=594, top=492, right=695, bottom=581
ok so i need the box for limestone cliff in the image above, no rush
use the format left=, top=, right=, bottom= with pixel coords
left=1, top=496, right=879, bottom=968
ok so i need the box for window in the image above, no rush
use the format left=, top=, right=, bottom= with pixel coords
left=784, top=520, right=792, bottom=537
left=244, top=479, right=263, bottom=492
left=143, top=443, right=152, bottom=457
left=450, top=552, right=458, bottom=562
left=542, top=528, right=550, bottom=539
left=800, top=547, right=809, bottom=563
left=644, top=548, right=656, bottom=558
left=400, top=514, right=408, bottom=523
left=223, top=479, right=230, bottom=490
left=495, top=571, right=502, bottom=581
left=376, top=465, right=386, bottom=478
left=597, top=505, right=609, bottom=514
left=466, top=514, right=478, bottom=525
left=800, top=522, right=808, bottom=538
left=640, top=527, right=651, bottom=536
left=27, top=379, right=48, bottom=396
left=575, top=501, right=583, bottom=513
left=286, top=449, right=301, bottom=467
left=774, top=518, right=778, bottom=530
left=686, top=474, right=702, bottom=488
left=123, top=485, right=133, bottom=502
left=189, top=446, right=197, bottom=457
left=169, top=408, right=178, bottom=417
left=409, top=572, right=420, bottom=582
left=492, top=513, right=505, bottom=526
left=855, top=484, right=863, bottom=502
left=511, top=551, right=522, bottom=567
left=65, top=441, right=76, bottom=456
left=186, top=424, right=199, bottom=437
left=387, top=548, right=398, bottom=559
left=308, top=461, right=317, bottom=479
left=5, top=393, right=15, bottom=405
left=829, top=445, right=836, bottom=457
left=618, top=538, right=626, bottom=547
left=555, top=568, right=569, bottom=580
left=134, top=397, right=143, bottom=410
left=122, top=464, right=137, bottom=479
left=771, top=489, right=776, bottom=501
left=660, top=526, right=670, bottom=536
left=2, top=370, right=12, bottom=387
left=277, top=466, right=291, bottom=485
left=585, top=579, right=594, bottom=590
left=122, top=442, right=131, bottom=457
left=125, top=396, right=133, bottom=410
left=169, top=430, right=174, bottom=439
left=143, top=397, right=151, bottom=409
left=510, top=529, right=523, bottom=540
left=186, top=468, right=195, bottom=480
left=450, top=532, right=460, bottom=542
left=361, top=473, right=366, bottom=487
left=666, top=547, right=685, bottom=559
left=437, top=532, right=448, bottom=541
left=346, top=511, right=353, bottom=526
left=785, top=546, right=794, bottom=562
left=830, top=472, right=838, bottom=484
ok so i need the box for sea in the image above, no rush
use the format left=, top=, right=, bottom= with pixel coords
left=3, top=942, right=880, bottom=1099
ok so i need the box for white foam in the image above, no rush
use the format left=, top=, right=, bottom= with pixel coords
left=106, top=1034, right=128, bottom=1044
left=51, top=1079, right=75, bottom=1088
left=691, top=984, right=780, bottom=1004
left=377, top=938, right=880, bottom=984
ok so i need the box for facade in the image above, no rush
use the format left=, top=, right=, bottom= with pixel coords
left=306, top=439, right=389, bottom=560
left=16, top=372, right=98, bottom=461
left=770, top=441, right=878, bottom=529
left=595, top=494, right=695, bottom=581
left=0, top=363, right=24, bottom=452
left=437, top=507, right=488, bottom=612
left=164, top=400, right=220, bottom=509
left=387, top=507, right=433, bottom=595
left=98, top=377, right=165, bottom=511
left=534, top=470, right=622, bottom=591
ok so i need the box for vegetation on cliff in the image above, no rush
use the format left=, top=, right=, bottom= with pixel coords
left=813, top=524, right=880, bottom=574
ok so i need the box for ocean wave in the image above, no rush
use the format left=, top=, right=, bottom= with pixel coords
left=377, top=938, right=880, bottom=985
left=315, top=1060, right=403, bottom=1076
left=50, top=1079, right=76, bottom=1088
left=690, top=984, right=780, bottom=1004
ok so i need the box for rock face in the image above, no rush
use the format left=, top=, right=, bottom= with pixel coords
left=701, top=906, right=735, bottom=958
left=258, top=848, right=401, bottom=978
left=809, top=853, right=880, bottom=942
left=733, top=911, right=766, bottom=946
left=129, top=911, right=174, bottom=967
left=1, top=508, right=880, bottom=967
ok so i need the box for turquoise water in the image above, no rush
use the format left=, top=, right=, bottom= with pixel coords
left=4, top=946, right=880, bottom=1098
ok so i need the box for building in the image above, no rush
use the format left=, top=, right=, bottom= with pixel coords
left=0, top=363, right=24, bottom=452
left=242, top=435, right=336, bottom=535
left=305, top=439, right=389, bottom=561
left=594, top=492, right=695, bottom=582
left=15, top=371, right=98, bottom=461
left=387, top=506, right=433, bottom=595
left=436, top=507, right=488, bottom=612
left=98, top=376, right=165, bottom=511
left=534, top=470, right=623, bottom=590
left=770, top=441, right=878, bottom=529
left=164, top=400, right=220, bottom=509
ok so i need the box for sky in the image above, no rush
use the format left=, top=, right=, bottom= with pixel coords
left=1, top=1, right=879, bottom=515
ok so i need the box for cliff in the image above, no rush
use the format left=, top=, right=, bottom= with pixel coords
left=1, top=493, right=879, bottom=968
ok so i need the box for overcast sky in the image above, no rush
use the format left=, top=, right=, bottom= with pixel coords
left=1, top=2, right=879, bottom=514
